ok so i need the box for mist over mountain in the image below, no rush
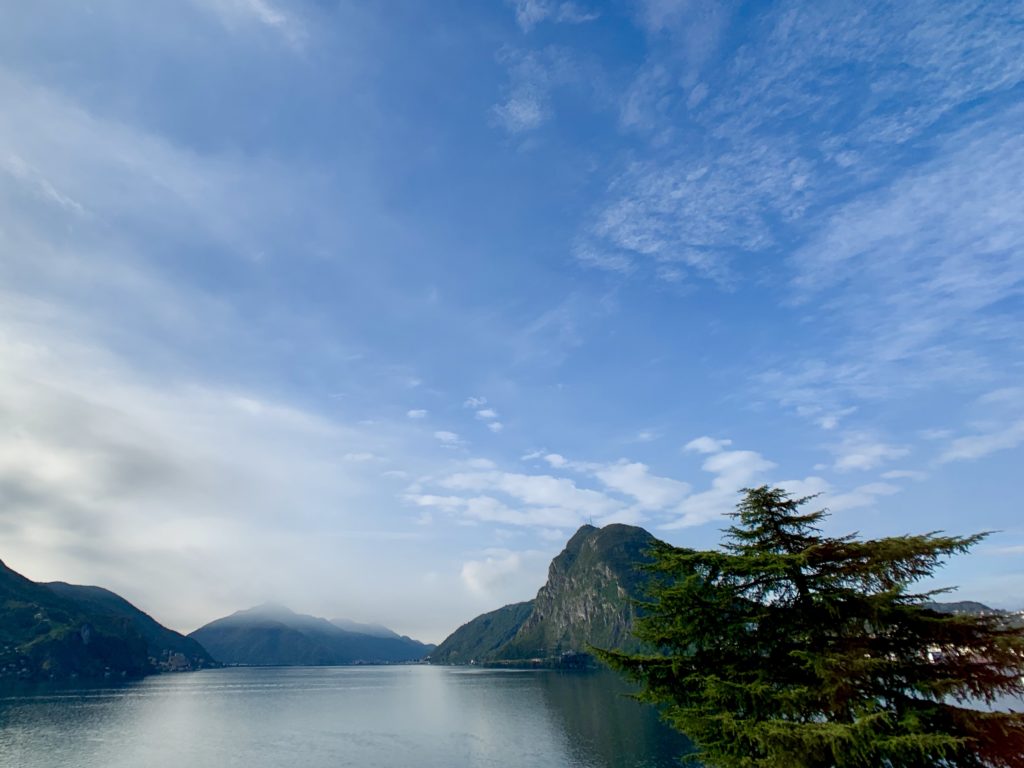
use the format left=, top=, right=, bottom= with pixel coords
left=431, top=524, right=657, bottom=665
left=0, top=559, right=215, bottom=682
left=329, top=617, right=402, bottom=639
left=189, top=604, right=434, bottom=666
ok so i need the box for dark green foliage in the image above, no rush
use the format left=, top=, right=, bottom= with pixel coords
left=922, top=601, right=999, bottom=616
left=0, top=559, right=161, bottom=680
left=429, top=600, right=535, bottom=664
left=597, top=486, right=1024, bottom=768
left=45, top=582, right=214, bottom=668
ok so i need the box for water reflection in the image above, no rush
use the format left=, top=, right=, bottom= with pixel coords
left=0, top=667, right=690, bottom=768
left=537, top=670, right=692, bottom=767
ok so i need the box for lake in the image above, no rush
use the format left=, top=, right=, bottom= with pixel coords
left=0, top=666, right=692, bottom=768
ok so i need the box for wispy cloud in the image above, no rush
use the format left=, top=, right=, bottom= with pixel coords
left=412, top=451, right=693, bottom=530
left=666, top=445, right=776, bottom=529
left=881, top=469, right=928, bottom=482
left=940, top=422, right=1024, bottom=463
left=684, top=436, right=732, bottom=454
left=775, top=476, right=902, bottom=514
left=757, top=113, right=1024, bottom=448
left=466, top=405, right=503, bottom=433
left=493, top=92, right=547, bottom=134
left=629, top=0, right=734, bottom=106
left=938, top=388, right=1024, bottom=463
left=460, top=547, right=548, bottom=602
left=633, top=0, right=730, bottom=40
left=441, top=470, right=621, bottom=521
left=198, top=0, right=307, bottom=48
left=434, top=430, right=462, bottom=446
left=1, top=154, right=87, bottom=216
left=507, top=293, right=611, bottom=367
left=508, top=0, right=598, bottom=33
left=419, top=433, right=915, bottom=534
left=491, top=46, right=589, bottom=134
left=829, top=432, right=910, bottom=473
left=0, top=68, right=320, bottom=290
left=594, top=460, right=690, bottom=510
left=342, top=452, right=381, bottom=462
left=572, top=0, right=1024, bottom=308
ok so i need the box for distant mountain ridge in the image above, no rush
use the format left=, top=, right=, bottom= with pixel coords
left=0, top=559, right=215, bottom=682
left=329, top=617, right=402, bottom=639
left=188, top=604, right=434, bottom=666
left=431, top=524, right=657, bottom=665
left=921, top=600, right=997, bottom=615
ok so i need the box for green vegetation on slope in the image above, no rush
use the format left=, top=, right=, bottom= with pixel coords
left=429, top=601, right=535, bottom=664
left=46, top=582, right=215, bottom=670
left=1, top=559, right=211, bottom=681
left=921, top=599, right=996, bottom=614
left=188, top=604, right=435, bottom=666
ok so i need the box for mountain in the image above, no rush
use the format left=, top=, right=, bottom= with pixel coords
left=45, top=582, right=215, bottom=671
left=922, top=600, right=997, bottom=615
left=0, top=558, right=215, bottom=682
left=426, top=601, right=536, bottom=665
left=189, top=604, right=435, bottom=666
left=921, top=600, right=1024, bottom=627
left=432, top=528, right=1021, bottom=668
left=431, top=523, right=657, bottom=665
left=329, top=617, right=401, bottom=639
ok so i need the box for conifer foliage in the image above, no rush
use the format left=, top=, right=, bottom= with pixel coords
left=598, top=486, right=1024, bottom=768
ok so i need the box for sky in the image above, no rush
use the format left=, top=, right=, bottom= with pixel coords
left=1, top=0, right=1022, bottom=644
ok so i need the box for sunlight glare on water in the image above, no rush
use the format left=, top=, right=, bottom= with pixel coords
left=0, top=666, right=690, bottom=768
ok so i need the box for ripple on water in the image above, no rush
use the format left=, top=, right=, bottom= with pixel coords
left=0, top=666, right=692, bottom=768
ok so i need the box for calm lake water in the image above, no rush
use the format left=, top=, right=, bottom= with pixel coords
left=0, top=666, right=692, bottom=768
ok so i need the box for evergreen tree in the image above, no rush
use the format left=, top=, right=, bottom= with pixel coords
left=597, top=486, right=1024, bottom=768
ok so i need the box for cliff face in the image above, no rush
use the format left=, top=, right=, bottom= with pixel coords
left=502, top=524, right=656, bottom=659
left=432, top=523, right=658, bottom=665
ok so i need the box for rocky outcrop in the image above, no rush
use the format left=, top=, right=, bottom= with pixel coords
left=501, top=524, right=655, bottom=659
left=432, top=523, right=658, bottom=665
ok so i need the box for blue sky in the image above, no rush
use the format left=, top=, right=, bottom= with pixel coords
left=1, top=0, right=1022, bottom=642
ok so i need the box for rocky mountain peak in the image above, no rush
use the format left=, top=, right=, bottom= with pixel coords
left=431, top=523, right=659, bottom=665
